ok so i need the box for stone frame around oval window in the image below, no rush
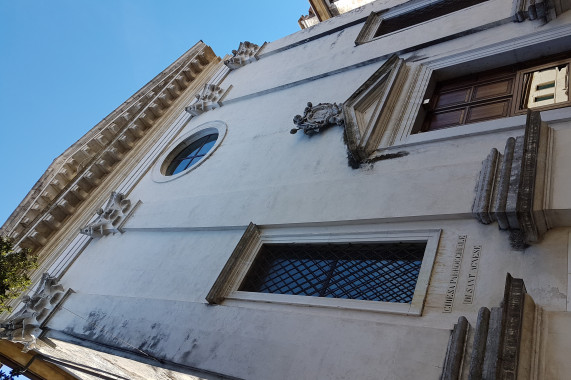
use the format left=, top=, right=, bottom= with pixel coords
left=152, top=120, right=227, bottom=183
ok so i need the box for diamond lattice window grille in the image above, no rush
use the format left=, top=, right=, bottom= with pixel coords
left=239, top=242, right=426, bottom=303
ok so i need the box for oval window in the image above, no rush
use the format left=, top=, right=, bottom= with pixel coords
left=165, top=132, right=218, bottom=176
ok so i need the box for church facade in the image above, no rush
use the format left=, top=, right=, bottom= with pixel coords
left=2, top=0, right=571, bottom=378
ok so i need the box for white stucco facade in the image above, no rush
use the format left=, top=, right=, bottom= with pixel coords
left=3, top=0, right=571, bottom=379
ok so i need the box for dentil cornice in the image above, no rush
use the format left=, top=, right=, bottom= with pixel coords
left=1, top=42, right=219, bottom=254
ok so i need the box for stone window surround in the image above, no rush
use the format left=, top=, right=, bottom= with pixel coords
left=356, top=25, right=571, bottom=160
left=151, top=120, right=227, bottom=183
left=206, top=223, right=441, bottom=316
left=354, top=0, right=556, bottom=46
left=419, top=56, right=571, bottom=134
left=355, top=0, right=493, bottom=46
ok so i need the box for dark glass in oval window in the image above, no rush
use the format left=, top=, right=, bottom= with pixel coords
left=165, top=133, right=218, bottom=176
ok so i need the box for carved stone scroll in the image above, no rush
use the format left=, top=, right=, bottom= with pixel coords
left=0, top=273, right=66, bottom=352
left=472, top=110, right=549, bottom=248
left=185, top=83, right=229, bottom=116
left=224, top=41, right=263, bottom=70
left=79, top=192, right=133, bottom=238
left=290, top=102, right=345, bottom=136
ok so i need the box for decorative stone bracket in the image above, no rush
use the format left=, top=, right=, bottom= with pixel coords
left=224, top=41, right=264, bottom=70
left=290, top=102, right=345, bottom=136
left=0, top=274, right=68, bottom=352
left=185, top=83, right=230, bottom=116
left=512, top=0, right=551, bottom=22
left=441, top=274, right=536, bottom=380
left=472, top=110, right=550, bottom=249
left=79, top=192, right=138, bottom=238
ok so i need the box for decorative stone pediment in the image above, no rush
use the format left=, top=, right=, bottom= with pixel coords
left=343, top=55, right=407, bottom=163
left=79, top=192, right=136, bottom=238
left=185, top=83, right=229, bottom=116
left=290, top=102, right=344, bottom=136
left=472, top=111, right=550, bottom=249
left=0, top=274, right=67, bottom=352
left=224, top=41, right=263, bottom=70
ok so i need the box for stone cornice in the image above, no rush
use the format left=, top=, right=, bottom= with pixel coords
left=0, top=59, right=225, bottom=315
left=1, top=42, right=220, bottom=254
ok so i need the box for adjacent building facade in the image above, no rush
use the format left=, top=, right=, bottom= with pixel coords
left=2, top=0, right=571, bottom=378
left=298, top=0, right=377, bottom=28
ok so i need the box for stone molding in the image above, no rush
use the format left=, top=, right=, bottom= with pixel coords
left=343, top=55, right=408, bottom=162
left=152, top=121, right=228, bottom=183
left=355, top=0, right=553, bottom=45
left=498, top=274, right=527, bottom=378
left=354, top=11, right=382, bottom=45
left=441, top=316, right=469, bottom=380
left=472, top=111, right=550, bottom=248
left=441, top=274, right=534, bottom=380
left=290, top=102, right=345, bottom=136
left=0, top=274, right=67, bottom=352
left=184, top=83, right=230, bottom=116
left=79, top=192, right=137, bottom=238
left=354, top=0, right=465, bottom=45
left=206, top=223, right=261, bottom=305
left=0, top=42, right=219, bottom=253
left=224, top=41, right=263, bottom=70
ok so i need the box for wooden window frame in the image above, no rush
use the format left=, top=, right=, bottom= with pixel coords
left=421, top=54, right=571, bottom=133
left=512, top=57, right=571, bottom=115
left=421, top=67, right=517, bottom=132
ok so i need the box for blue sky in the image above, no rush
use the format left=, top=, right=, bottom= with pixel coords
left=0, top=0, right=309, bottom=226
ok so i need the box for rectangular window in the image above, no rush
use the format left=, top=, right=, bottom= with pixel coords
left=422, top=66, right=517, bottom=131
left=355, top=0, right=490, bottom=44
left=374, top=0, right=489, bottom=37
left=207, top=224, right=441, bottom=316
left=239, top=242, right=425, bottom=303
left=420, top=55, right=571, bottom=132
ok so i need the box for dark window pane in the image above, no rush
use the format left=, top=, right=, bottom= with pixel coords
left=170, top=158, right=191, bottom=175
left=165, top=133, right=218, bottom=176
left=179, top=143, right=203, bottom=159
left=188, top=156, right=204, bottom=167
left=240, top=242, right=426, bottom=303
left=375, top=0, right=489, bottom=37
left=197, top=139, right=216, bottom=155
left=257, top=258, right=332, bottom=296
